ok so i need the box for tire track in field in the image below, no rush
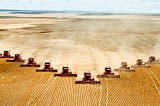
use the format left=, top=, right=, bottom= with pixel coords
left=0, top=63, right=21, bottom=79
left=15, top=71, right=49, bottom=105
left=22, top=38, right=61, bottom=105
left=145, top=68, right=160, bottom=94
left=26, top=73, right=54, bottom=105
left=99, top=78, right=108, bottom=106
left=1, top=68, right=36, bottom=105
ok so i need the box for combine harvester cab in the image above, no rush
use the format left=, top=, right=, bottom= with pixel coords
left=0, top=50, right=14, bottom=58
left=145, top=56, right=160, bottom=64
left=115, top=62, right=135, bottom=72
left=54, top=66, right=77, bottom=77
left=131, top=59, right=150, bottom=68
left=75, top=72, right=100, bottom=84
left=20, top=58, right=40, bottom=67
left=36, top=62, right=58, bottom=72
left=6, top=54, right=25, bottom=62
left=97, top=67, right=120, bottom=78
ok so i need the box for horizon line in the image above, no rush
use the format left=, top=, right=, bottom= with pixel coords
left=0, top=9, right=160, bottom=15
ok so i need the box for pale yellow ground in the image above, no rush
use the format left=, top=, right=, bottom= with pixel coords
left=0, top=13, right=160, bottom=105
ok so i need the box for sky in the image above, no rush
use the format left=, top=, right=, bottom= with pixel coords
left=0, top=0, right=160, bottom=13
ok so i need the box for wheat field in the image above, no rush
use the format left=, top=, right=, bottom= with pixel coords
left=0, top=58, right=160, bottom=106
left=0, top=13, right=160, bottom=105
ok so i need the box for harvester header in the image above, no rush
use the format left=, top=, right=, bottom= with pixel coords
left=6, top=54, right=25, bottom=62
left=36, top=62, right=58, bottom=72
left=20, top=58, right=40, bottom=67
left=75, top=72, right=100, bottom=84
left=54, top=66, right=77, bottom=77
left=97, top=67, right=120, bottom=78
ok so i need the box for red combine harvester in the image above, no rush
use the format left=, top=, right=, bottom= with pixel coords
left=6, top=54, right=25, bottom=62
left=145, top=56, right=160, bottom=64
left=20, top=58, right=40, bottom=67
left=115, top=62, right=135, bottom=72
left=97, top=67, right=120, bottom=78
left=54, top=66, right=77, bottom=77
left=75, top=72, right=100, bottom=84
left=131, top=59, right=150, bottom=68
left=36, top=62, right=58, bottom=72
left=0, top=50, right=14, bottom=58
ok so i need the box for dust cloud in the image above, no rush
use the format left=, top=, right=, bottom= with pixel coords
left=0, top=14, right=160, bottom=78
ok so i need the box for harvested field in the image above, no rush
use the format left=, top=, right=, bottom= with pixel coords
left=0, top=13, right=160, bottom=105
left=1, top=58, right=160, bottom=106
